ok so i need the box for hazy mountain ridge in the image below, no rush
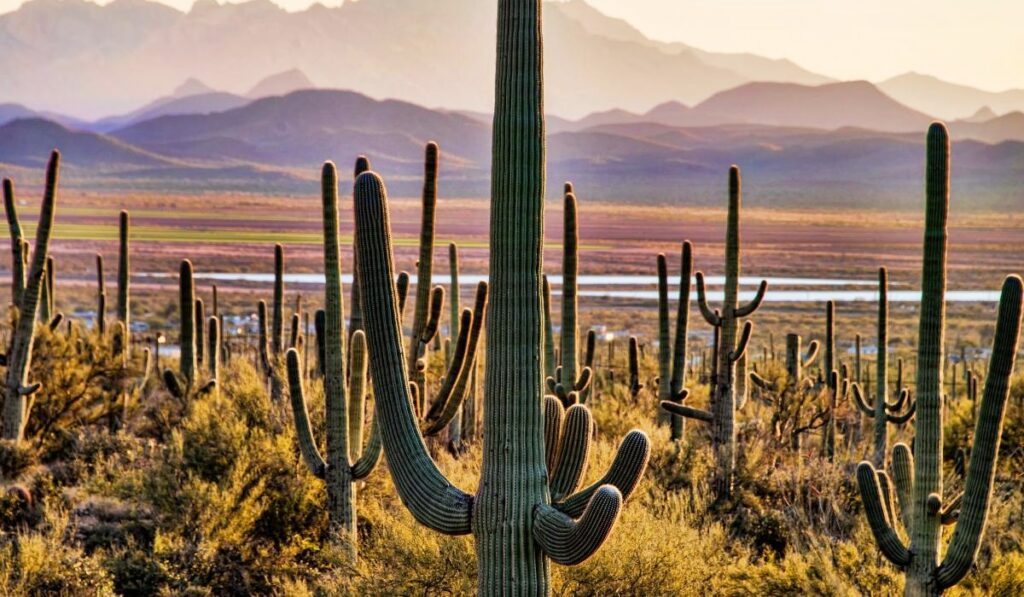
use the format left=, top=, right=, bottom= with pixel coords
left=0, top=0, right=833, bottom=120
left=1, top=89, right=1020, bottom=210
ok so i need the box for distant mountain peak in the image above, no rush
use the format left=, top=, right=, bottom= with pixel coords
left=247, top=69, right=316, bottom=99
left=172, top=78, right=218, bottom=98
left=964, top=106, right=998, bottom=123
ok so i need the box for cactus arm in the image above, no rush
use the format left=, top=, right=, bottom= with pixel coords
left=660, top=401, right=713, bottom=422
left=891, top=443, right=915, bottom=530
left=396, top=271, right=410, bottom=319
left=348, top=330, right=369, bottom=459
left=735, top=280, right=767, bottom=317
left=559, top=191, right=580, bottom=386
left=802, top=340, right=820, bottom=370
left=422, top=309, right=474, bottom=433
left=257, top=300, right=272, bottom=373
left=886, top=399, right=916, bottom=424
left=542, top=274, right=557, bottom=380
left=937, top=275, right=1022, bottom=590
left=2, top=178, right=25, bottom=307
left=313, top=309, right=326, bottom=377
left=556, top=430, right=651, bottom=518
left=550, top=404, right=593, bottom=502
left=729, top=320, right=753, bottom=362
left=534, top=486, right=623, bottom=566
left=876, top=470, right=898, bottom=529
left=852, top=383, right=876, bottom=417
left=749, top=372, right=774, bottom=391
left=695, top=272, right=722, bottom=327
left=354, top=168, right=472, bottom=535
left=271, top=243, right=285, bottom=355
left=162, top=370, right=184, bottom=401
left=289, top=312, right=301, bottom=350
left=423, top=282, right=489, bottom=435
left=573, top=367, right=592, bottom=393
left=351, top=414, right=382, bottom=480
left=581, top=329, right=596, bottom=402
left=940, top=491, right=963, bottom=526
left=544, top=396, right=565, bottom=473
left=286, top=349, right=328, bottom=479
left=887, top=388, right=909, bottom=411
left=856, top=462, right=911, bottom=566
left=419, top=286, right=445, bottom=347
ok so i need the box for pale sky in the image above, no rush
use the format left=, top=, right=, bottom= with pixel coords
left=2, top=0, right=1021, bottom=92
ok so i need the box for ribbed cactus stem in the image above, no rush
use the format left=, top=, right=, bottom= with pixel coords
left=117, top=210, right=130, bottom=349
left=272, top=243, right=285, bottom=355
left=194, top=298, right=205, bottom=368
left=446, top=242, right=463, bottom=446
left=825, top=300, right=835, bottom=388
left=207, top=316, right=220, bottom=391
left=1, top=151, right=59, bottom=442
left=95, top=254, right=106, bottom=337
left=543, top=274, right=556, bottom=382
left=351, top=5, right=650, bottom=590
left=875, top=267, right=891, bottom=466
left=2, top=178, right=26, bottom=308
left=560, top=189, right=580, bottom=388
left=408, top=142, right=439, bottom=402
left=348, top=155, right=370, bottom=340
left=178, top=260, right=196, bottom=388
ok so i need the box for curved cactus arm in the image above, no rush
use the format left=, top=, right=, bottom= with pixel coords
left=2, top=178, right=26, bottom=307
left=857, top=462, right=911, bottom=566
left=735, top=280, right=767, bottom=317
left=257, top=300, right=272, bottom=373
left=876, top=470, right=898, bottom=529
left=162, top=369, right=184, bottom=401
left=550, top=404, right=593, bottom=502
left=196, top=379, right=217, bottom=397
left=694, top=272, right=722, bottom=327
left=285, top=349, right=327, bottom=479
left=729, top=320, right=753, bottom=362
left=802, top=340, right=820, bottom=370
left=573, top=366, right=592, bottom=394
left=422, top=309, right=474, bottom=434
left=556, top=430, right=651, bottom=518
left=47, top=313, right=63, bottom=331
left=348, top=330, right=369, bottom=459
left=885, top=399, right=916, bottom=424
left=660, top=401, right=713, bottom=423
left=545, top=376, right=558, bottom=395
left=351, top=414, right=383, bottom=480
left=852, top=383, right=876, bottom=417
left=423, top=282, right=489, bottom=435
left=940, top=491, right=963, bottom=526
left=418, top=286, right=445, bottom=346
left=396, top=272, right=410, bottom=319
left=887, top=388, right=910, bottom=411
left=534, top=486, right=623, bottom=566
left=891, top=443, right=915, bottom=530
left=937, top=275, right=1022, bottom=590
left=353, top=168, right=472, bottom=535
left=749, top=372, right=775, bottom=392
left=544, top=395, right=565, bottom=473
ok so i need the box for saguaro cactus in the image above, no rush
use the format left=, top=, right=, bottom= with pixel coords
left=162, top=260, right=215, bottom=402
left=661, top=166, right=767, bottom=502
left=286, top=168, right=382, bottom=561
left=852, top=267, right=917, bottom=468
left=351, top=3, right=650, bottom=592
left=95, top=254, right=107, bottom=337
left=657, top=244, right=692, bottom=440
left=627, top=336, right=644, bottom=398
left=546, top=187, right=593, bottom=406
left=117, top=211, right=130, bottom=350
left=1, top=151, right=60, bottom=443
left=857, top=123, right=1023, bottom=596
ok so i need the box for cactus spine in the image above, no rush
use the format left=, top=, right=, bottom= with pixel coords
left=1, top=151, right=59, bottom=442
left=856, top=123, right=1023, bottom=595
left=852, top=267, right=917, bottom=468
left=657, top=243, right=692, bottom=440
left=661, top=166, right=766, bottom=502
left=351, top=3, right=650, bottom=591
left=286, top=165, right=382, bottom=561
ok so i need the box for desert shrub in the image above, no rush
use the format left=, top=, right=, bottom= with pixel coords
left=0, top=509, right=115, bottom=596
left=0, top=440, right=36, bottom=480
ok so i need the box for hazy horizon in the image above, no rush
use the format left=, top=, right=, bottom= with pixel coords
left=1, top=0, right=1021, bottom=94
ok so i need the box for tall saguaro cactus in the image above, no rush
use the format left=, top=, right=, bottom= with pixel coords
left=1, top=151, right=60, bottom=443
left=657, top=243, right=693, bottom=440
left=117, top=211, right=130, bottom=350
left=286, top=164, right=382, bottom=561
left=660, top=166, right=767, bottom=502
left=162, top=260, right=215, bottom=402
left=546, top=187, right=593, bottom=406
left=352, top=3, right=650, bottom=592
left=852, top=267, right=916, bottom=467
left=857, top=124, right=1023, bottom=596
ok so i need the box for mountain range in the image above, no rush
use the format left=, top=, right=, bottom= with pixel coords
left=6, top=0, right=1020, bottom=123
left=1, top=88, right=1020, bottom=210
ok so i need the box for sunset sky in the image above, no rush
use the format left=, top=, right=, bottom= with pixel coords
left=1, top=0, right=1021, bottom=92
